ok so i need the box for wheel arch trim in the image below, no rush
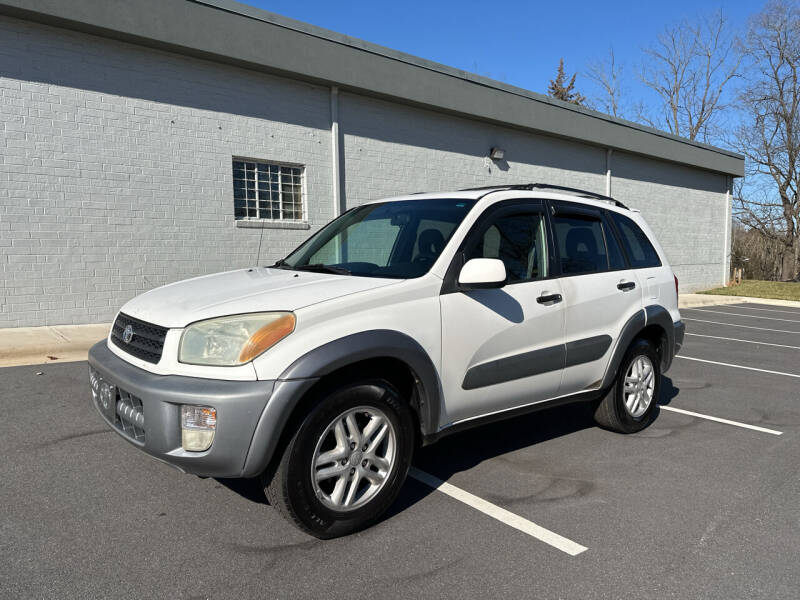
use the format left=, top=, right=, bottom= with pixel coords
left=242, top=330, right=442, bottom=477
left=600, top=304, right=676, bottom=392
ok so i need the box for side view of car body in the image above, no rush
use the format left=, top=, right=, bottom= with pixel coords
left=89, top=183, right=684, bottom=537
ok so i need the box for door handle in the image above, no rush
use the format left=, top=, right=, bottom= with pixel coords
left=617, top=281, right=636, bottom=291
left=537, top=293, right=562, bottom=304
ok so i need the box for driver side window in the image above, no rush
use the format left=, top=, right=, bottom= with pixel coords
left=466, top=211, right=549, bottom=283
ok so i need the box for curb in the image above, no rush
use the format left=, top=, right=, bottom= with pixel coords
left=679, top=293, right=800, bottom=309
left=0, top=323, right=110, bottom=367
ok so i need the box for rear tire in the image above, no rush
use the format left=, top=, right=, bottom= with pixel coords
left=594, top=338, right=660, bottom=433
left=263, top=379, right=414, bottom=538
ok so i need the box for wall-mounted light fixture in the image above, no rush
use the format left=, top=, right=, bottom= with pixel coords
left=489, top=147, right=505, bottom=160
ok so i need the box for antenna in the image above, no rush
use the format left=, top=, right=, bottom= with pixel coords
left=255, top=222, right=266, bottom=266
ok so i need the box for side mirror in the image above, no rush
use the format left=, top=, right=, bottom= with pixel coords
left=458, top=258, right=507, bottom=290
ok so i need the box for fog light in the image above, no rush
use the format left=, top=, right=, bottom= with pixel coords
left=181, top=405, right=216, bottom=452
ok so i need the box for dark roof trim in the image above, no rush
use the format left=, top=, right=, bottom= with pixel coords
left=0, top=0, right=744, bottom=176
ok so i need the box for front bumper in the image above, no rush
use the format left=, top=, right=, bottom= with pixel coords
left=88, top=341, right=275, bottom=477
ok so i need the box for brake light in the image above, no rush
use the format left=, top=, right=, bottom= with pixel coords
left=673, top=273, right=679, bottom=300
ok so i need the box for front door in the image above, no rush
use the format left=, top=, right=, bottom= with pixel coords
left=439, top=201, right=566, bottom=426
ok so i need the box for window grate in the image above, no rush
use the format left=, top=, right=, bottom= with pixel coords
left=232, top=159, right=304, bottom=221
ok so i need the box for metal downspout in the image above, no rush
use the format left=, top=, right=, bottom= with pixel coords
left=330, top=86, right=344, bottom=217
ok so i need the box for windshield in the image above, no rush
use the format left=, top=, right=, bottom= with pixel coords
left=279, top=198, right=476, bottom=278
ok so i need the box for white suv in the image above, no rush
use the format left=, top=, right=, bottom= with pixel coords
left=88, top=184, right=685, bottom=538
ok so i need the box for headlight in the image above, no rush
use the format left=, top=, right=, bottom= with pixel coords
left=179, top=312, right=296, bottom=366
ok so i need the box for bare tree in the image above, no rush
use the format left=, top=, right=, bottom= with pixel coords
left=736, top=0, right=800, bottom=281
left=731, top=224, right=786, bottom=280
left=639, top=10, right=740, bottom=142
left=586, top=48, right=625, bottom=117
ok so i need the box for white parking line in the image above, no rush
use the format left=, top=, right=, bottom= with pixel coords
left=659, top=405, right=783, bottom=436
left=677, top=355, right=800, bottom=379
left=685, top=332, right=800, bottom=350
left=683, top=307, right=800, bottom=323
left=733, top=304, right=800, bottom=315
left=408, top=467, right=588, bottom=556
left=683, top=317, right=800, bottom=335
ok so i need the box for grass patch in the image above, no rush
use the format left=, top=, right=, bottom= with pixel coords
left=699, top=279, right=800, bottom=301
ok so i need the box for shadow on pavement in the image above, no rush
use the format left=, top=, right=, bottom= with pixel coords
left=217, top=376, right=681, bottom=521
left=657, top=375, right=680, bottom=406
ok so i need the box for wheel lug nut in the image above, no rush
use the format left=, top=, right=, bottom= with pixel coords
left=341, top=459, right=347, bottom=465
left=349, top=467, right=355, bottom=475
left=362, top=444, right=367, bottom=451
left=349, top=442, right=356, bottom=450
left=361, top=460, right=367, bottom=467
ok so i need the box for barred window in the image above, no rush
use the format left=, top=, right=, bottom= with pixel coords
left=232, top=159, right=304, bottom=221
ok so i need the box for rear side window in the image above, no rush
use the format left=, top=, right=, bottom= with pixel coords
left=552, top=215, right=617, bottom=275
left=610, top=213, right=661, bottom=268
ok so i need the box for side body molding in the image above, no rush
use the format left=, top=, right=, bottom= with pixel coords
left=242, top=330, right=442, bottom=477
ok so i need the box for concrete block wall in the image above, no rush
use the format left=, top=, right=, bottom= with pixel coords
left=612, top=152, right=729, bottom=292
left=0, top=16, right=334, bottom=327
left=0, top=14, right=731, bottom=327
left=339, top=92, right=608, bottom=205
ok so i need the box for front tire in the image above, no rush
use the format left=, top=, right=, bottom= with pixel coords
left=263, top=379, right=414, bottom=538
left=594, top=338, right=660, bottom=433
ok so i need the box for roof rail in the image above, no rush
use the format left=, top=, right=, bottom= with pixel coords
left=460, top=183, right=628, bottom=209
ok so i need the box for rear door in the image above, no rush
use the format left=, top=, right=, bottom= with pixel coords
left=549, top=200, right=643, bottom=397
left=608, top=211, right=671, bottom=307
left=439, top=200, right=566, bottom=425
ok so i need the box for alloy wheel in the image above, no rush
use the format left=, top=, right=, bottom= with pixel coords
left=623, top=355, right=655, bottom=418
left=310, top=406, right=397, bottom=511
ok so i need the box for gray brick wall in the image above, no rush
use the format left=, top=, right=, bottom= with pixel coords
left=612, top=152, right=728, bottom=292
left=0, top=16, right=334, bottom=327
left=339, top=92, right=607, bottom=205
left=0, top=15, right=730, bottom=327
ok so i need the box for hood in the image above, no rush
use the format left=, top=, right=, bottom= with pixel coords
left=120, top=268, right=400, bottom=328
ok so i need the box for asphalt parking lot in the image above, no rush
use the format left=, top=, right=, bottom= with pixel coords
left=2, top=301, right=800, bottom=599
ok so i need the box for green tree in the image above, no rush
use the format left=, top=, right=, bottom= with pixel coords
left=548, top=58, right=586, bottom=105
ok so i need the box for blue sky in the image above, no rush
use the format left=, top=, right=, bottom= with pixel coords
left=243, top=0, right=760, bottom=116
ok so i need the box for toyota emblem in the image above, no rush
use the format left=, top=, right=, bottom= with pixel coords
left=122, top=324, right=134, bottom=344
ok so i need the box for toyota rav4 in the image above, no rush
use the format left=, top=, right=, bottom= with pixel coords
left=89, top=183, right=685, bottom=538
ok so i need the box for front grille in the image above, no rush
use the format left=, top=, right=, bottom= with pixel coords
left=115, top=388, right=145, bottom=442
left=111, top=313, right=168, bottom=364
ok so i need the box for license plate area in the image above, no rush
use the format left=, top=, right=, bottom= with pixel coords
left=89, top=366, right=117, bottom=423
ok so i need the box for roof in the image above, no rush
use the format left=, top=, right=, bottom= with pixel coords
left=0, top=0, right=744, bottom=177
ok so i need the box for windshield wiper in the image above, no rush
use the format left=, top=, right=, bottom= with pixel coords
left=293, top=263, right=352, bottom=275
left=270, top=258, right=292, bottom=269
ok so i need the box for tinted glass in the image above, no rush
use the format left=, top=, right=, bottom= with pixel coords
left=553, top=215, right=610, bottom=275
left=611, top=213, right=662, bottom=268
left=281, top=199, right=475, bottom=278
left=466, top=211, right=548, bottom=283
left=604, top=215, right=628, bottom=270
